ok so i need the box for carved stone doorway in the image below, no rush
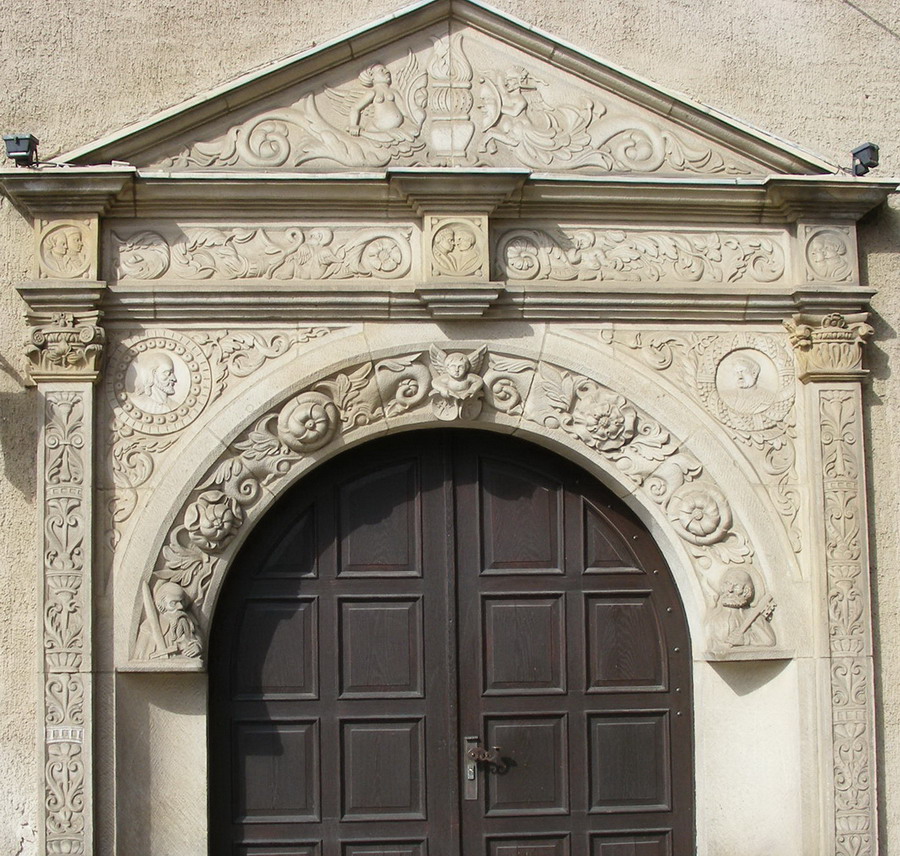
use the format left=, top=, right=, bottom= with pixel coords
left=209, top=429, right=694, bottom=856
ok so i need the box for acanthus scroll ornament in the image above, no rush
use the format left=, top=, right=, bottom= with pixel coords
left=111, top=226, right=413, bottom=281
left=785, top=313, right=873, bottom=382
left=602, top=330, right=802, bottom=555
left=496, top=227, right=785, bottom=283
left=819, top=390, right=875, bottom=856
left=132, top=345, right=774, bottom=662
left=42, top=391, right=90, bottom=854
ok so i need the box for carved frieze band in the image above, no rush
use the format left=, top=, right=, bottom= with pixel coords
left=819, top=389, right=876, bottom=856
left=109, top=225, right=414, bottom=281
left=131, top=344, right=779, bottom=664
left=42, top=390, right=91, bottom=855
left=496, top=227, right=787, bottom=284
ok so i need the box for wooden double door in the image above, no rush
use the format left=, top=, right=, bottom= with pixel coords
left=210, top=430, right=693, bottom=856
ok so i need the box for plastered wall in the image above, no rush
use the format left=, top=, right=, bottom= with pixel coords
left=0, top=1, right=897, bottom=853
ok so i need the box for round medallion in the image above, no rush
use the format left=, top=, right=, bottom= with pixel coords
left=431, top=221, right=482, bottom=276
left=40, top=223, right=91, bottom=278
left=697, top=336, right=794, bottom=435
left=107, top=331, right=212, bottom=435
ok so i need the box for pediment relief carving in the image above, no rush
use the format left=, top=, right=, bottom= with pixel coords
left=126, top=23, right=770, bottom=177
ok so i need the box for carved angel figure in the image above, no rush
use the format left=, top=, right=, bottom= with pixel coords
left=429, top=344, right=487, bottom=420
left=478, top=66, right=598, bottom=168
left=707, top=568, right=776, bottom=651
left=135, top=581, right=202, bottom=660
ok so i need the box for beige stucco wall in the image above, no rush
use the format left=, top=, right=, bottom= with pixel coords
left=0, top=1, right=897, bottom=853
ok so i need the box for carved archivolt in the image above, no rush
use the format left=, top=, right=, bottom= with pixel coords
left=129, top=344, right=780, bottom=665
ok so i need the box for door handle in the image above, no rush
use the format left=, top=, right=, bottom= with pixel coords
left=467, top=743, right=507, bottom=773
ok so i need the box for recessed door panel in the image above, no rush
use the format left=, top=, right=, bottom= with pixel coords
left=339, top=597, right=423, bottom=697
left=338, top=460, right=421, bottom=577
left=341, top=718, right=426, bottom=820
left=234, top=598, right=318, bottom=698
left=588, top=713, right=670, bottom=812
left=484, top=715, right=569, bottom=815
left=585, top=594, right=665, bottom=692
left=234, top=720, right=320, bottom=822
left=479, top=459, right=564, bottom=575
left=483, top=595, right=566, bottom=695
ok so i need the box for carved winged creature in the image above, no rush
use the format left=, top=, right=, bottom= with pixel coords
left=324, top=53, right=427, bottom=150
left=428, top=344, right=487, bottom=421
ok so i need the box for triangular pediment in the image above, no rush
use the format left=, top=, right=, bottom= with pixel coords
left=60, top=0, right=837, bottom=177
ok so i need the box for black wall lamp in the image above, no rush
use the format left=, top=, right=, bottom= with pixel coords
left=851, top=142, right=879, bottom=176
left=3, top=134, right=39, bottom=167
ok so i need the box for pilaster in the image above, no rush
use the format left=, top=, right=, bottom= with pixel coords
left=788, top=312, right=877, bottom=856
left=19, top=237, right=106, bottom=856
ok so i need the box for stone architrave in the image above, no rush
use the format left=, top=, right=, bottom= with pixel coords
left=788, top=316, right=877, bottom=856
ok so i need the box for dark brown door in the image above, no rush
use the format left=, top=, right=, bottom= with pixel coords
left=210, top=431, right=693, bottom=856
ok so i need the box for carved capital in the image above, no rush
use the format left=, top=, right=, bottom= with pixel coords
left=17, top=279, right=106, bottom=385
left=25, top=313, right=104, bottom=384
left=784, top=313, right=873, bottom=383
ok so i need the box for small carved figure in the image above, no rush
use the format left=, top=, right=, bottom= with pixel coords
left=326, top=56, right=426, bottom=151
left=136, top=581, right=202, bottom=659
left=429, top=343, right=487, bottom=420
left=707, top=568, right=776, bottom=650
left=478, top=66, right=595, bottom=168
left=130, top=352, right=179, bottom=414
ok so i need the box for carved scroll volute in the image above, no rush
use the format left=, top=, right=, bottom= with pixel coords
left=784, top=313, right=873, bottom=383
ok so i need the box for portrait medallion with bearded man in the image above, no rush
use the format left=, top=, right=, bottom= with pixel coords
left=107, top=330, right=212, bottom=434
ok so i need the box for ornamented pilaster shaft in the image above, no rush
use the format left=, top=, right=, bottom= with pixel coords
left=20, top=250, right=105, bottom=856
left=818, top=388, right=875, bottom=856
left=40, top=387, right=93, bottom=855
left=789, top=312, right=877, bottom=856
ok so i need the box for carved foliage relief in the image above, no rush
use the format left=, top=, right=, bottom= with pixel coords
left=43, top=392, right=88, bottom=854
left=496, top=227, right=786, bottom=284
left=820, top=390, right=874, bottom=856
left=132, top=345, right=776, bottom=662
left=602, top=330, right=802, bottom=555
left=150, top=30, right=759, bottom=175
left=104, top=327, right=335, bottom=538
left=109, top=225, right=414, bottom=282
